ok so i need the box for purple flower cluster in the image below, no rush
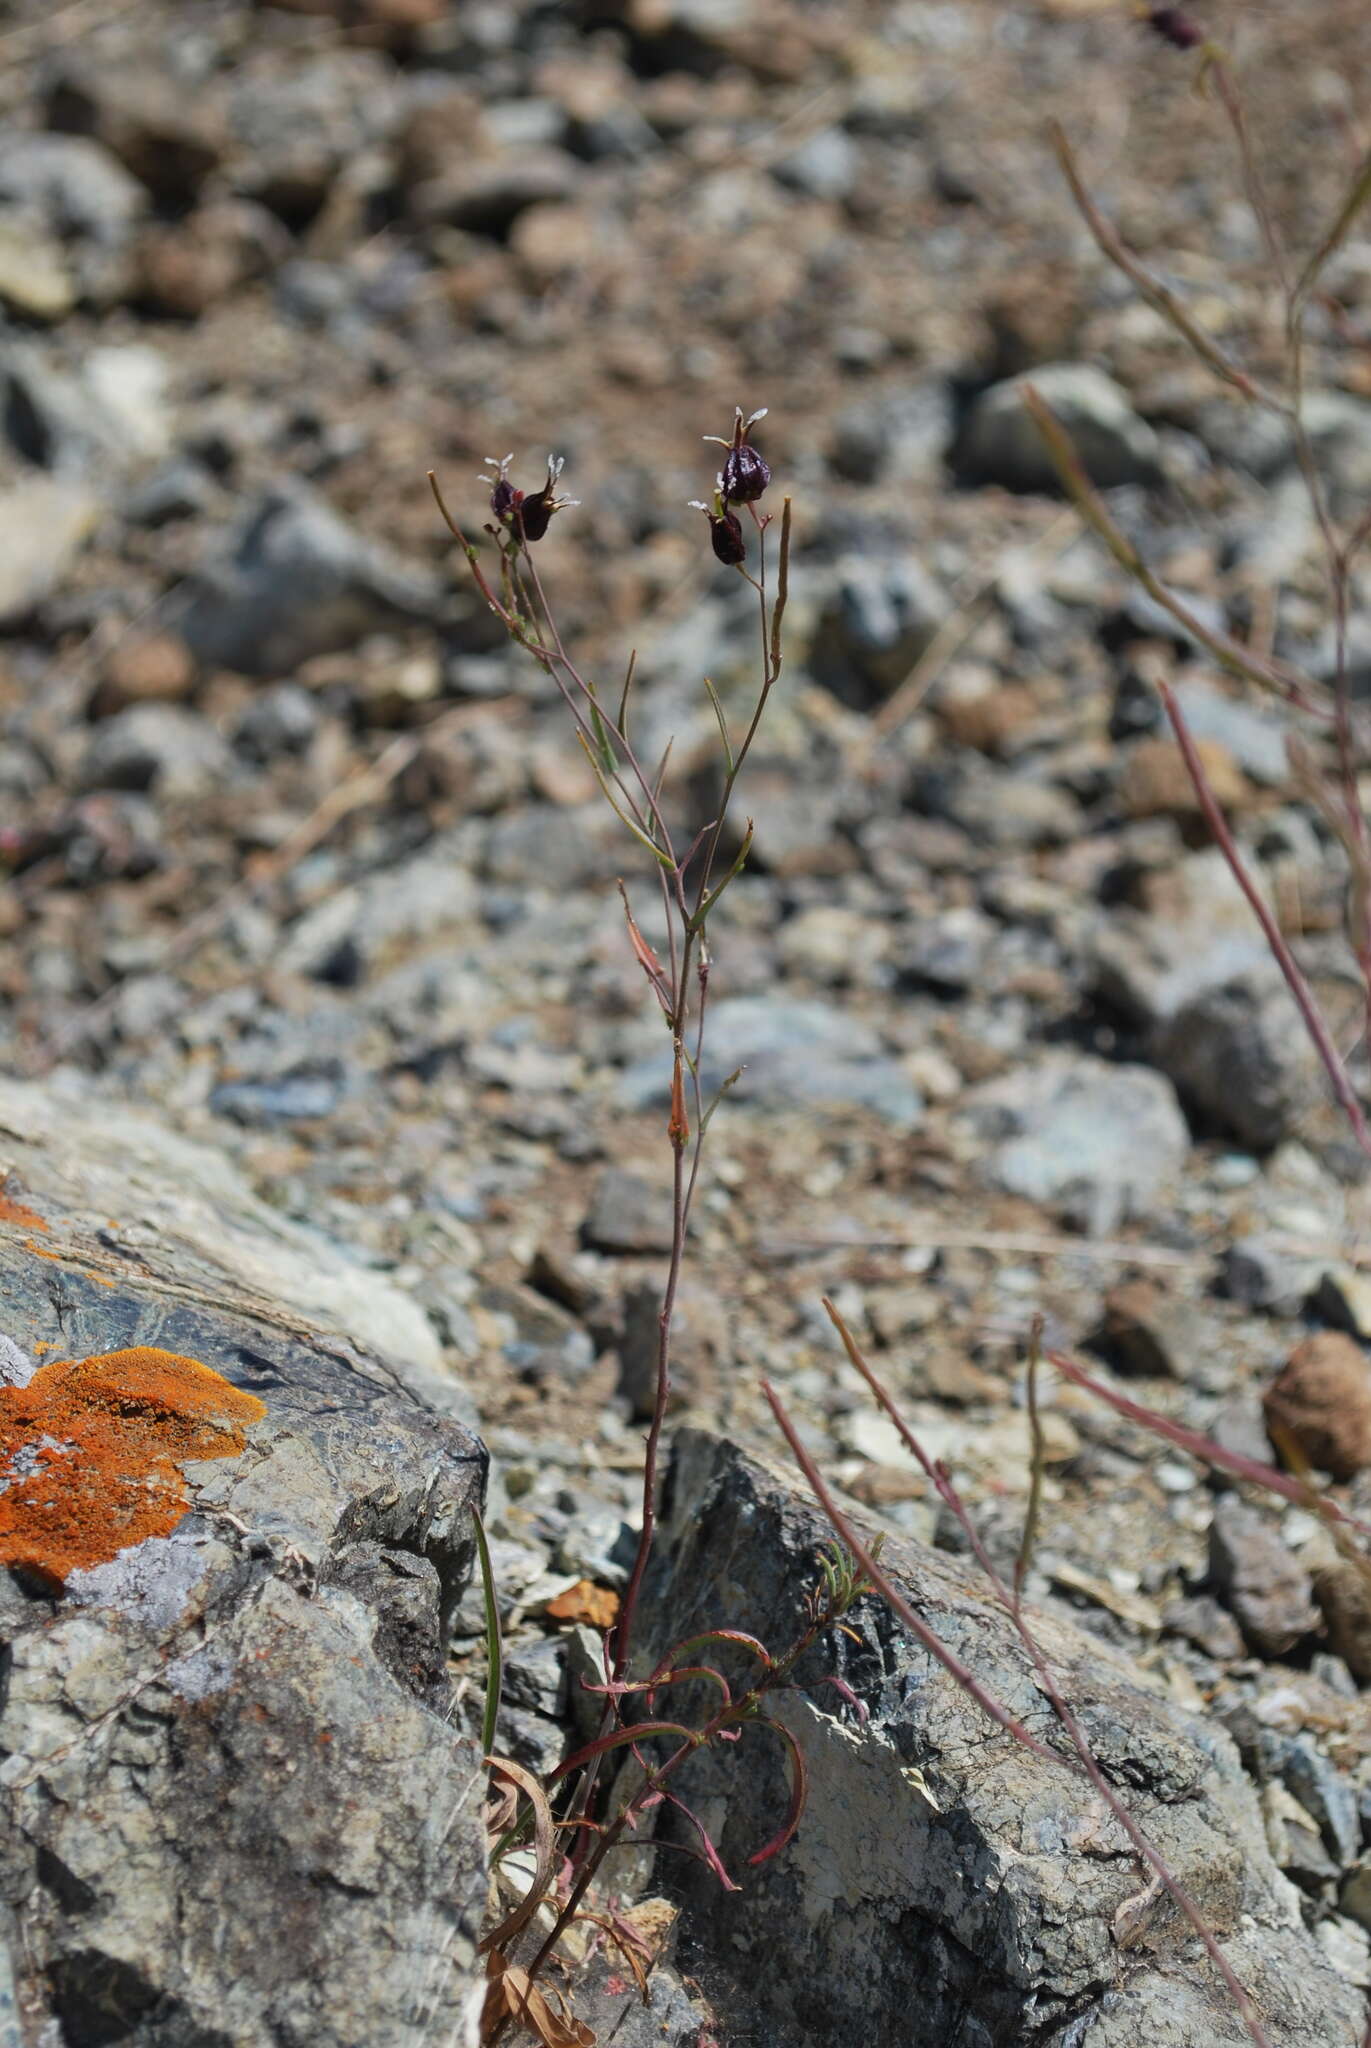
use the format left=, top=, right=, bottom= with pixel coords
left=481, top=452, right=579, bottom=544
left=691, top=406, right=772, bottom=568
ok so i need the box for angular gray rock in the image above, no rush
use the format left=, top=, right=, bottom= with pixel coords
left=634, top=1431, right=1360, bottom=2048
left=621, top=996, right=924, bottom=1129
left=1, top=336, right=172, bottom=481
left=0, top=1074, right=460, bottom=1413
left=1155, top=971, right=1321, bottom=1152
left=0, top=1076, right=488, bottom=2046
left=1090, top=849, right=1275, bottom=1032
left=954, top=362, right=1161, bottom=492
left=772, top=126, right=860, bottom=202
left=80, top=703, right=233, bottom=799
left=1197, top=389, right=1371, bottom=521
left=962, top=1051, right=1190, bottom=1233
left=810, top=551, right=946, bottom=707
left=1208, top=1496, right=1319, bottom=1659
left=0, top=132, right=145, bottom=301
left=171, top=482, right=447, bottom=675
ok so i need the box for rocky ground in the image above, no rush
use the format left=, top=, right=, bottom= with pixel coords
left=3, top=0, right=1371, bottom=2032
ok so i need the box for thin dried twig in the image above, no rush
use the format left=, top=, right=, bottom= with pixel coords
left=1049, top=1349, right=1371, bottom=1544
left=762, top=1378, right=1060, bottom=1763
left=1021, top=386, right=1329, bottom=716
left=1289, top=141, right=1371, bottom=331
left=1015, top=1313, right=1047, bottom=1608
left=1051, top=123, right=1282, bottom=410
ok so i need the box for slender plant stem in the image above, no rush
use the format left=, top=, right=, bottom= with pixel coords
left=795, top=1308, right=1276, bottom=2048
left=1159, top=679, right=1371, bottom=1158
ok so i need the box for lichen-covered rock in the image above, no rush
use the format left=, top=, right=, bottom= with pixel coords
left=633, top=1431, right=1360, bottom=2048
left=0, top=1076, right=488, bottom=2048
left=0, top=1345, right=266, bottom=1588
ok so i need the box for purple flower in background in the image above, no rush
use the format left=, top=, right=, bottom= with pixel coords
left=1143, top=6, right=1203, bottom=50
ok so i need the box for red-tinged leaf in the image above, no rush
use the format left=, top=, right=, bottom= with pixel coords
left=617, top=881, right=669, bottom=1008
left=1049, top=1350, right=1371, bottom=1540
left=816, top=1674, right=869, bottom=1725
left=576, top=1674, right=650, bottom=1699
left=549, top=1720, right=697, bottom=1786
left=579, top=1664, right=731, bottom=1706
left=746, top=1716, right=808, bottom=1867
left=650, top=1663, right=732, bottom=1705
left=662, top=1788, right=741, bottom=1891
left=648, top=1629, right=774, bottom=1681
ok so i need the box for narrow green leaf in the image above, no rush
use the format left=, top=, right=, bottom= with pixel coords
left=471, top=1503, right=503, bottom=1758
left=688, top=819, right=754, bottom=933
left=702, top=677, right=736, bottom=774
left=575, top=730, right=674, bottom=869
left=590, top=696, right=618, bottom=775
left=617, top=649, right=638, bottom=748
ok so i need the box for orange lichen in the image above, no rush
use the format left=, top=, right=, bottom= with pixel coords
left=0, top=1346, right=267, bottom=1592
left=0, top=1195, right=47, bottom=1231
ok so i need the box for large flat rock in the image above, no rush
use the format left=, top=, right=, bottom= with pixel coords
left=0, top=1076, right=488, bottom=2047
left=636, top=1431, right=1361, bottom=2048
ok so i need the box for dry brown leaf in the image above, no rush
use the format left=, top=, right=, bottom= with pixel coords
left=545, top=1580, right=620, bottom=1630
left=484, top=1778, right=520, bottom=1840
left=481, top=1756, right=557, bottom=1955
left=482, top=1951, right=595, bottom=2048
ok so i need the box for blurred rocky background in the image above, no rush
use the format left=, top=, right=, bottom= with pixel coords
left=5, top=0, right=1371, bottom=2024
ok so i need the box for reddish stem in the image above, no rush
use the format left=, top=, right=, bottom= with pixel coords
left=1158, top=678, right=1371, bottom=1159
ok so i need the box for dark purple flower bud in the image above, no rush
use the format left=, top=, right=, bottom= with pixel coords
left=705, top=406, right=770, bottom=504
left=1144, top=6, right=1203, bottom=49
left=483, top=453, right=518, bottom=525
left=690, top=490, right=746, bottom=566
left=519, top=455, right=577, bottom=542
left=708, top=508, right=747, bottom=565
left=518, top=489, right=553, bottom=541
left=721, top=440, right=770, bottom=505
left=481, top=453, right=578, bottom=544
